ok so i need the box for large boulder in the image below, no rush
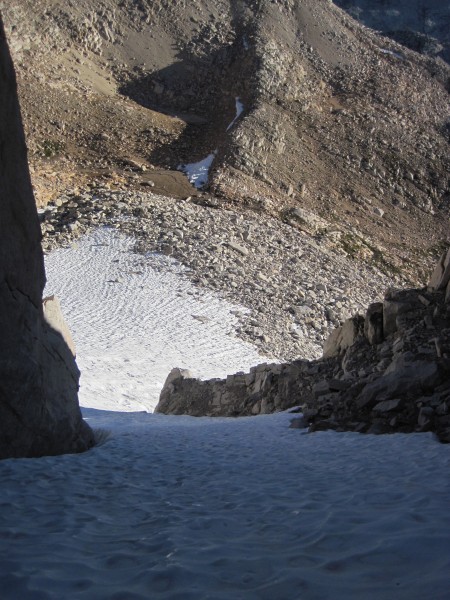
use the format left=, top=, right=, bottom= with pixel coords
left=429, top=248, right=450, bottom=292
left=0, top=17, right=94, bottom=459
left=322, top=315, right=364, bottom=358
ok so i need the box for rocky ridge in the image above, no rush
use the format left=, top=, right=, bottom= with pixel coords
left=155, top=249, right=450, bottom=443
left=333, top=0, right=450, bottom=63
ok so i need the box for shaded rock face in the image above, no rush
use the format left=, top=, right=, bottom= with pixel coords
left=156, top=251, right=450, bottom=443
left=0, top=17, right=94, bottom=459
left=333, top=0, right=450, bottom=63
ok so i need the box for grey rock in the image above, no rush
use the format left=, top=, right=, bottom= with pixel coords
left=0, top=21, right=94, bottom=459
left=357, top=361, right=443, bottom=410
left=428, top=249, right=450, bottom=291
left=43, top=295, right=76, bottom=356
left=373, top=398, right=404, bottom=413
left=418, top=406, right=434, bottom=430
left=226, top=241, right=249, bottom=256
left=323, top=315, right=363, bottom=358
left=313, top=380, right=330, bottom=397
left=364, top=302, right=384, bottom=345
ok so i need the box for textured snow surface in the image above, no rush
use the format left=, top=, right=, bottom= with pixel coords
left=1, top=412, right=449, bottom=600
left=44, top=228, right=265, bottom=412
left=1, top=228, right=449, bottom=600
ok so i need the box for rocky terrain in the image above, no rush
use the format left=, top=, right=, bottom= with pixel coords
left=334, top=0, right=450, bottom=63
left=0, top=1, right=448, bottom=448
left=0, top=17, right=94, bottom=459
left=38, top=187, right=401, bottom=360
left=1, top=0, right=449, bottom=285
left=155, top=249, right=450, bottom=443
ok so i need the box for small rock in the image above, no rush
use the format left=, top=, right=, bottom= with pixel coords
left=226, top=241, right=249, bottom=256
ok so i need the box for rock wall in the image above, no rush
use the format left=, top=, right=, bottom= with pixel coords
left=156, top=249, right=450, bottom=443
left=0, top=16, right=94, bottom=459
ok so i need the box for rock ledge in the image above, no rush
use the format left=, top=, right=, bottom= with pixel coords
left=156, top=249, right=450, bottom=443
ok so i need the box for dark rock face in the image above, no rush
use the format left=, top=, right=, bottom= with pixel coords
left=156, top=251, right=450, bottom=443
left=332, top=0, right=450, bottom=63
left=0, top=17, right=94, bottom=459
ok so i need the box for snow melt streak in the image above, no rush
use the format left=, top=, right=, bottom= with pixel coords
left=44, top=228, right=264, bottom=412
left=0, top=412, right=449, bottom=600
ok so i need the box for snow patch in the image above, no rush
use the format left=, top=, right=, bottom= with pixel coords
left=179, top=151, right=216, bottom=189
left=226, top=97, right=245, bottom=132
left=179, top=98, right=244, bottom=188
left=380, top=48, right=404, bottom=60
left=44, top=228, right=266, bottom=412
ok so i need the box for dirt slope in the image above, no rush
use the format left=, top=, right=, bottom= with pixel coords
left=1, top=0, right=449, bottom=281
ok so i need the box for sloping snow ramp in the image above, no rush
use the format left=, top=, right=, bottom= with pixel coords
left=0, top=412, right=449, bottom=599
left=43, top=228, right=265, bottom=412
left=0, top=228, right=448, bottom=600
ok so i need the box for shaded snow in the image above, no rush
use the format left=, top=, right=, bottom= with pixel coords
left=0, top=411, right=449, bottom=599
left=1, top=228, right=449, bottom=599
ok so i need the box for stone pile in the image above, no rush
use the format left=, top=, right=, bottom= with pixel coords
left=40, top=188, right=398, bottom=360
left=155, top=249, right=450, bottom=443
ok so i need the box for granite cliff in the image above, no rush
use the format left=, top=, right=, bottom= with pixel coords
left=0, top=16, right=94, bottom=459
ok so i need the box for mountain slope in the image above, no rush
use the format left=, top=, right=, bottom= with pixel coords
left=1, top=0, right=449, bottom=281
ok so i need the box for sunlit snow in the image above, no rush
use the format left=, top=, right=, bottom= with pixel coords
left=179, top=151, right=216, bottom=189
left=380, top=48, right=404, bottom=60
left=44, top=228, right=264, bottom=412
left=226, top=97, right=245, bottom=131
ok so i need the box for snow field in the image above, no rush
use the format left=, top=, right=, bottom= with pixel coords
left=43, top=228, right=266, bottom=412
left=0, top=227, right=448, bottom=599
left=0, top=411, right=448, bottom=599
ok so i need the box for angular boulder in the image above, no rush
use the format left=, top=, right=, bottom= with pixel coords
left=0, top=18, right=94, bottom=459
left=364, top=302, right=384, bottom=345
left=322, top=315, right=364, bottom=358
left=43, top=295, right=76, bottom=356
left=428, top=248, right=450, bottom=291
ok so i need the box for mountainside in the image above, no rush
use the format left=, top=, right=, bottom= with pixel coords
left=333, top=0, right=450, bottom=63
left=1, top=0, right=449, bottom=285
